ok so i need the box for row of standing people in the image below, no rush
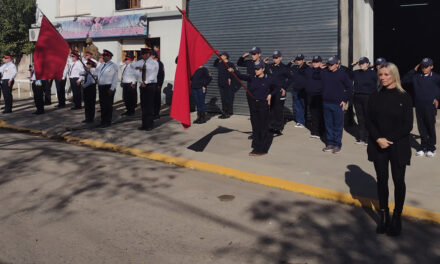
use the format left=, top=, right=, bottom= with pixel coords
left=192, top=47, right=439, bottom=237
left=194, top=47, right=439, bottom=159
left=29, top=48, right=165, bottom=130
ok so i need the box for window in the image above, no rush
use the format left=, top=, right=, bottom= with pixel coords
left=115, top=0, right=141, bottom=10
left=59, top=0, right=90, bottom=17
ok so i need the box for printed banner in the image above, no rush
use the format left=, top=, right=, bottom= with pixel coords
left=57, top=13, right=148, bottom=39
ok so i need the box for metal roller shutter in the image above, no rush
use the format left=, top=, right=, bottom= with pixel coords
left=188, top=0, right=339, bottom=116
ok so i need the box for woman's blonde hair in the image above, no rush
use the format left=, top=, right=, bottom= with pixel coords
left=378, top=62, right=406, bottom=93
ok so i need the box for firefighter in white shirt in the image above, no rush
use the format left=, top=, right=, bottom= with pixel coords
left=131, top=48, right=159, bottom=131
left=95, top=49, right=118, bottom=128
left=29, top=65, right=46, bottom=115
left=55, top=62, right=69, bottom=108
left=0, top=54, right=17, bottom=113
left=68, top=51, right=85, bottom=110
left=120, top=53, right=139, bottom=116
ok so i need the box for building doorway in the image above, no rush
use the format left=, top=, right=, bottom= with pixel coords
left=374, top=0, right=440, bottom=74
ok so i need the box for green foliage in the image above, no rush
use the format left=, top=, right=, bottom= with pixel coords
left=0, top=0, right=36, bottom=61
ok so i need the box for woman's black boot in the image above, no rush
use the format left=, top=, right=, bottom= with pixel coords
left=376, top=209, right=390, bottom=234
left=387, top=211, right=402, bottom=236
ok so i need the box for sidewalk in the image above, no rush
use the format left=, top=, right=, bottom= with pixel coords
left=1, top=97, right=439, bottom=219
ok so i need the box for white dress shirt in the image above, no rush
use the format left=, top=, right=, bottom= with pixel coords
left=68, top=60, right=84, bottom=79
left=0, top=62, right=18, bottom=80
left=120, top=62, right=139, bottom=84
left=131, top=58, right=159, bottom=84
left=96, top=61, right=119, bottom=91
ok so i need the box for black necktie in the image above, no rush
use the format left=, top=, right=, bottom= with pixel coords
left=142, top=61, right=146, bottom=82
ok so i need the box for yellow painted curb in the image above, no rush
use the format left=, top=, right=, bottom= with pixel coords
left=1, top=119, right=440, bottom=225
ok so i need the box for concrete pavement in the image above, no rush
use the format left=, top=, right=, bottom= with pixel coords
left=1, top=131, right=440, bottom=264
left=0, top=97, right=439, bottom=222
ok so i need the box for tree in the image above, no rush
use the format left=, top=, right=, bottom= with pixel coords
left=0, top=0, right=36, bottom=63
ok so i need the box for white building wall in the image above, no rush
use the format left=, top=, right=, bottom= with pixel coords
left=353, top=0, right=374, bottom=63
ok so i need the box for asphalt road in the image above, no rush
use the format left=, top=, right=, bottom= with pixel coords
left=0, top=130, right=439, bottom=264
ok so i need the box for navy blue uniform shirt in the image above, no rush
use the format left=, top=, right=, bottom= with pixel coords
left=287, top=62, right=309, bottom=91
left=234, top=69, right=278, bottom=101
left=321, top=68, right=353, bottom=104
left=214, top=58, right=234, bottom=87
left=266, top=62, right=291, bottom=93
left=304, top=67, right=323, bottom=96
left=191, top=67, right=212, bottom=90
left=403, top=70, right=440, bottom=107
left=352, top=68, right=378, bottom=95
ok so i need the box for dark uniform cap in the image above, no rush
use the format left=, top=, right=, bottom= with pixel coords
left=250, top=47, right=262, bottom=55
left=272, top=50, right=282, bottom=58
left=102, top=49, right=113, bottom=57
left=254, top=61, right=265, bottom=69
left=375, top=57, right=386, bottom=65
left=327, top=56, right=338, bottom=65
left=125, top=54, right=134, bottom=61
left=333, top=55, right=340, bottom=61
left=3, top=54, right=12, bottom=59
left=86, top=59, right=97, bottom=67
left=295, top=53, right=305, bottom=60
left=420, top=57, right=433, bottom=67
left=312, top=56, right=322, bottom=62
left=358, top=57, right=370, bottom=64
left=70, top=51, right=79, bottom=58
left=140, top=48, right=152, bottom=55
left=220, top=51, right=229, bottom=59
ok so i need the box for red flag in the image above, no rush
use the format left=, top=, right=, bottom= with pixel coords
left=33, top=16, right=70, bottom=80
left=170, top=11, right=215, bottom=128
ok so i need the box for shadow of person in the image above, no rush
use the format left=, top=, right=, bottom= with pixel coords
left=345, top=164, right=380, bottom=223
left=187, top=126, right=235, bottom=152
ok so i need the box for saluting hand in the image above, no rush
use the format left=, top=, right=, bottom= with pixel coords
left=415, top=64, right=420, bottom=71
left=376, top=138, right=393, bottom=149
left=263, top=57, right=269, bottom=64
left=242, top=53, right=250, bottom=58
left=290, top=59, right=296, bottom=64
left=351, top=61, right=358, bottom=67
left=306, top=61, right=312, bottom=65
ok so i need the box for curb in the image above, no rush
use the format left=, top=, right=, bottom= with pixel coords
left=1, top=119, right=440, bottom=225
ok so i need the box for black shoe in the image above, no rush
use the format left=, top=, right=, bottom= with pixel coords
left=218, top=113, right=228, bottom=119
left=32, top=111, right=44, bottom=115
left=138, top=126, right=146, bottom=131
left=44, top=102, right=52, bottom=105
left=376, top=209, right=390, bottom=234
left=127, top=112, right=135, bottom=116
left=199, top=112, right=207, bottom=124
left=71, top=106, right=81, bottom=110
left=145, top=127, right=153, bottom=131
left=100, top=123, right=111, bottom=128
left=387, top=212, right=402, bottom=236
left=2, top=110, right=12, bottom=114
left=271, top=129, right=283, bottom=136
left=194, top=112, right=201, bottom=124
left=121, top=112, right=129, bottom=116
left=81, top=119, right=93, bottom=123
left=55, top=104, right=66, bottom=108
left=154, top=115, right=160, bottom=120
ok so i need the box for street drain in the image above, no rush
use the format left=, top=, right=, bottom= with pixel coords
left=217, top=194, right=235, bottom=202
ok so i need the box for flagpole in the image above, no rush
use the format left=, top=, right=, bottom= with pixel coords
left=176, top=6, right=253, bottom=98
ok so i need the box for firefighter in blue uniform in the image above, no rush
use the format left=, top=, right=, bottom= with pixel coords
left=214, top=51, right=235, bottom=119
left=265, top=50, right=291, bottom=135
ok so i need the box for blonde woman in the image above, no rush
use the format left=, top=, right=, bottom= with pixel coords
left=366, top=62, right=413, bottom=236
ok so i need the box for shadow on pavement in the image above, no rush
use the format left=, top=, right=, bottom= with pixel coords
left=213, top=196, right=440, bottom=264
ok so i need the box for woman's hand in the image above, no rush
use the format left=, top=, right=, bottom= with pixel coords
left=376, top=138, right=393, bottom=149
